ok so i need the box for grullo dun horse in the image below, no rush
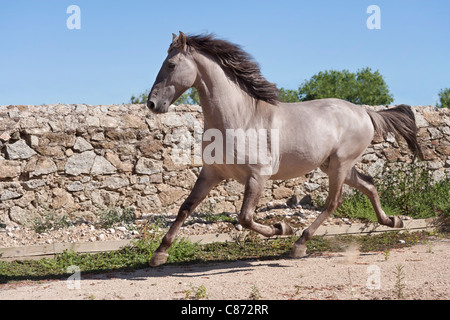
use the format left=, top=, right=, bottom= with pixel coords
left=146, top=32, right=422, bottom=267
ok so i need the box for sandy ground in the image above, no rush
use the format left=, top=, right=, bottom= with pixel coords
left=0, top=240, right=448, bottom=300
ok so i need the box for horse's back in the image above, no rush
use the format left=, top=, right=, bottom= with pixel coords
left=278, top=98, right=373, bottom=138
left=279, top=98, right=367, bottom=118
left=271, top=98, right=374, bottom=180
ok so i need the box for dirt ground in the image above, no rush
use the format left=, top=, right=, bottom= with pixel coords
left=0, top=239, right=448, bottom=300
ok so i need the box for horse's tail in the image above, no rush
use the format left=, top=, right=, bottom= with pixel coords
left=367, top=105, right=423, bottom=160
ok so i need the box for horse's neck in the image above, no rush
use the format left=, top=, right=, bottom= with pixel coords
left=193, top=53, right=257, bottom=130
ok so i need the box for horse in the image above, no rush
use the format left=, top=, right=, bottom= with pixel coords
left=146, top=31, right=422, bottom=267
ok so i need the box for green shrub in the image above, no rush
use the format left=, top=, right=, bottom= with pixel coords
left=334, top=163, right=449, bottom=221
left=437, top=88, right=450, bottom=108
left=297, top=67, right=394, bottom=105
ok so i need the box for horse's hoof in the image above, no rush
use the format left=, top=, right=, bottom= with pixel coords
left=389, top=216, right=404, bottom=228
left=149, top=252, right=169, bottom=267
left=290, top=244, right=307, bottom=259
left=274, top=222, right=294, bottom=236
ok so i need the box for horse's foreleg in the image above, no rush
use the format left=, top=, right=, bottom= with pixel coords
left=238, top=176, right=294, bottom=237
left=149, top=169, right=223, bottom=267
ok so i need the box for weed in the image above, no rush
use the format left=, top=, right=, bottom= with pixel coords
left=96, top=207, right=135, bottom=229
left=230, top=230, right=248, bottom=248
left=145, top=215, right=169, bottom=229
left=249, top=285, right=262, bottom=300
left=32, top=211, right=73, bottom=234
left=139, top=215, right=168, bottom=242
left=184, top=288, right=192, bottom=300
left=185, top=284, right=208, bottom=300
left=424, top=240, right=433, bottom=253
left=393, top=264, right=406, bottom=299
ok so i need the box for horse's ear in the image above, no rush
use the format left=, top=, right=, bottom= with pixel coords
left=178, top=31, right=186, bottom=50
left=169, top=33, right=181, bottom=53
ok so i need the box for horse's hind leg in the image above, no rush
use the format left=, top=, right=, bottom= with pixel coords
left=149, top=168, right=223, bottom=267
left=238, top=176, right=294, bottom=237
left=344, top=167, right=403, bottom=228
left=291, top=158, right=349, bottom=258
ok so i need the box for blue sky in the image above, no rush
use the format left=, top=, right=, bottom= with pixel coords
left=1, top=0, right=449, bottom=106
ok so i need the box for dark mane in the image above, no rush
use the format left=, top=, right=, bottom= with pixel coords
left=185, top=34, right=280, bottom=105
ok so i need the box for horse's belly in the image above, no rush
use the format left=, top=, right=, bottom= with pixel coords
left=270, top=154, right=324, bottom=180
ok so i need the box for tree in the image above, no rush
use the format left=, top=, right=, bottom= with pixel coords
left=129, top=88, right=201, bottom=105
left=279, top=88, right=301, bottom=102
left=130, top=89, right=150, bottom=104
left=175, top=88, right=201, bottom=105
left=297, top=67, right=394, bottom=105
left=437, top=88, right=450, bottom=108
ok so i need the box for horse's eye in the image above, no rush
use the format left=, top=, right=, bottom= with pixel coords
left=168, top=62, right=176, bottom=69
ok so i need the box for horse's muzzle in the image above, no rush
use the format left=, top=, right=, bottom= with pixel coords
left=147, top=98, right=169, bottom=113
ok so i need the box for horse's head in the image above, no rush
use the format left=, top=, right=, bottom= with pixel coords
left=147, top=31, right=197, bottom=113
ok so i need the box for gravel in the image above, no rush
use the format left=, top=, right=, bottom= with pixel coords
left=0, top=205, right=352, bottom=248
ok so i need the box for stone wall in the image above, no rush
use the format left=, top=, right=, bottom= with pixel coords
left=0, top=103, right=449, bottom=226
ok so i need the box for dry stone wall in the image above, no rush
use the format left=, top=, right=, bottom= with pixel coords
left=0, top=103, right=449, bottom=226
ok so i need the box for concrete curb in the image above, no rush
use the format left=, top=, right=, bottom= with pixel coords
left=0, top=240, right=132, bottom=261
left=186, top=217, right=439, bottom=244
left=0, top=218, right=440, bottom=260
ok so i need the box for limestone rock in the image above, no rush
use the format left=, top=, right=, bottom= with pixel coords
left=104, top=176, right=129, bottom=190
left=303, top=182, right=320, bottom=192
left=91, top=189, right=120, bottom=207
left=91, top=156, right=117, bottom=175
left=135, top=157, right=162, bottom=175
left=31, top=157, right=57, bottom=177
left=0, top=190, right=22, bottom=201
left=23, top=179, right=46, bottom=190
left=0, top=161, right=21, bottom=179
left=383, top=147, right=401, bottom=162
left=157, top=184, right=186, bottom=207
left=6, top=140, right=36, bottom=160
left=272, top=186, right=294, bottom=200
left=9, top=206, right=28, bottom=225
left=73, top=137, right=94, bottom=152
left=52, top=188, right=78, bottom=211
left=65, top=151, right=96, bottom=176
left=67, top=181, right=84, bottom=192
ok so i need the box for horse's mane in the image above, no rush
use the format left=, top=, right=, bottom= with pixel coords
left=185, top=34, right=280, bottom=105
